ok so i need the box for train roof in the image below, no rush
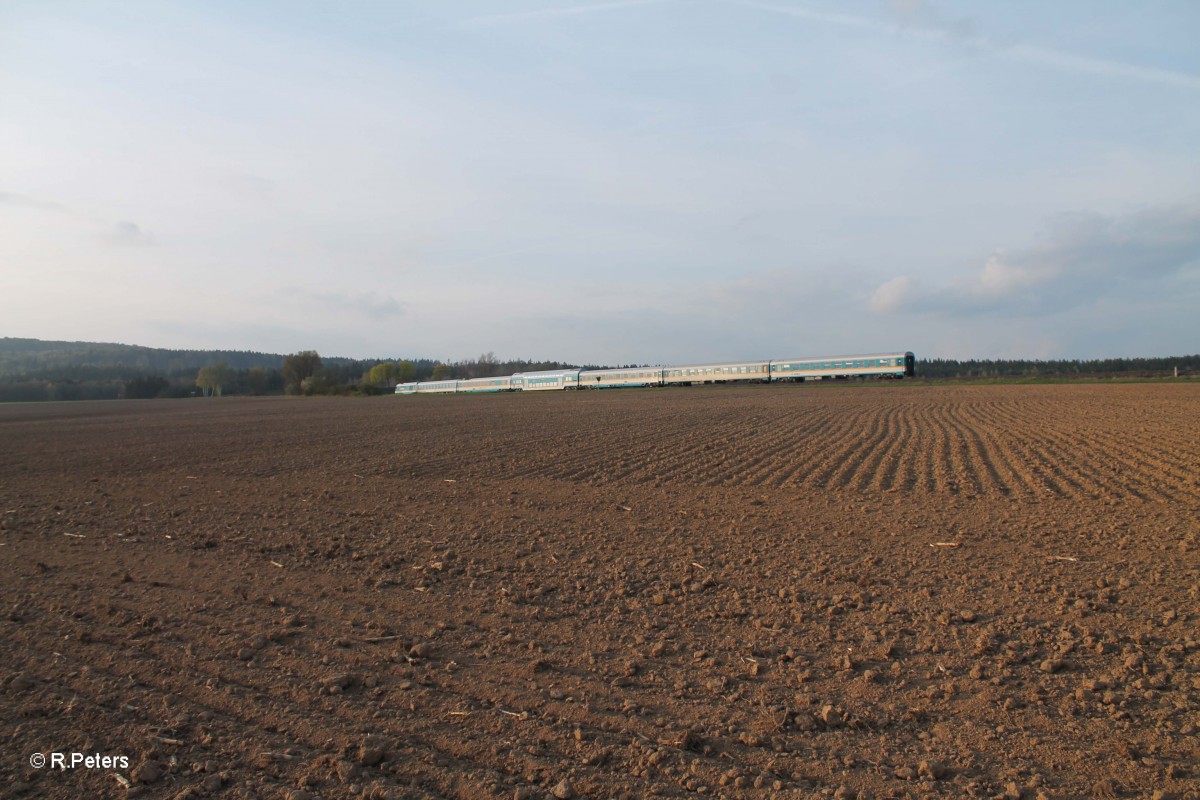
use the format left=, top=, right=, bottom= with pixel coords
left=771, top=352, right=912, bottom=362
left=511, top=369, right=582, bottom=378
left=578, top=366, right=665, bottom=375
left=664, top=359, right=770, bottom=370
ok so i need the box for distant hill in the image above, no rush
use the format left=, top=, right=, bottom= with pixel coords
left=0, top=337, right=287, bottom=379
left=0, top=337, right=428, bottom=402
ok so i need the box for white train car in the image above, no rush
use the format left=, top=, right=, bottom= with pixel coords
left=662, top=360, right=770, bottom=385
left=770, top=352, right=914, bottom=381
left=457, top=376, right=514, bottom=393
left=394, top=382, right=419, bottom=395
left=578, top=366, right=664, bottom=389
left=512, top=369, right=582, bottom=391
left=415, top=379, right=459, bottom=394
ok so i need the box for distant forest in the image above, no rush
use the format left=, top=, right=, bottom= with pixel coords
left=0, top=338, right=1195, bottom=402
left=0, top=338, right=570, bottom=402
left=916, top=355, right=1200, bottom=379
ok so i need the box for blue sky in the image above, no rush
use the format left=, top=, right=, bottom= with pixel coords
left=2, top=1, right=1198, bottom=363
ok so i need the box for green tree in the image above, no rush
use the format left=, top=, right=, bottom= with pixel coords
left=282, top=351, right=322, bottom=394
left=301, top=369, right=336, bottom=395
left=430, top=362, right=451, bottom=380
left=397, top=360, right=416, bottom=383
left=196, top=362, right=234, bottom=397
left=245, top=367, right=268, bottom=395
left=366, top=362, right=400, bottom=387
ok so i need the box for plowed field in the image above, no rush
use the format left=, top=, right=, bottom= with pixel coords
left=2, top=383, right=1198, bottom=800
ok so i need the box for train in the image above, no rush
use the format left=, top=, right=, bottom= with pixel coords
left=394, top=351, right=915, bottom=394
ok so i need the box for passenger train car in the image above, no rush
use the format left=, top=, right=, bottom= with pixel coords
left=395, top=352, right=914, bottom=394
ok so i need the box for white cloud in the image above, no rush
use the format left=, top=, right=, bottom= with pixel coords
left=869, top=275, right=914, bottom=312
left=105, top=221, right=156, bottom=246
left=974, top=253, right=1046, bottom=296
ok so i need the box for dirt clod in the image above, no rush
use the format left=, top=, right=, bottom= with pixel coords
left=357, top=736, right=387, bottom=767
left=132, top=761, right=163, bottom=785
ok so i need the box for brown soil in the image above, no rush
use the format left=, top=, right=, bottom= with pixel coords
left=2, top=383, right=1198, bottom=800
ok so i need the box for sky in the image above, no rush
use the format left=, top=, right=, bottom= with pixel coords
left=2, top=1, right=1198, bottom=364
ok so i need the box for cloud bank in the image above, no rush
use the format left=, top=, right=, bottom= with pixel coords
left=872, top=204, right=1200, bottom=317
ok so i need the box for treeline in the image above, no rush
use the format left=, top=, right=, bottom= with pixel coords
left=0, top=339, right=582, bottom=402
left=0, top=339, right=407, bottom=401
left=916, top=355, right=1200, bottom=379
left=426, top=352, right=575, bottom=380
left=0, top=355, right=411, bottom=402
